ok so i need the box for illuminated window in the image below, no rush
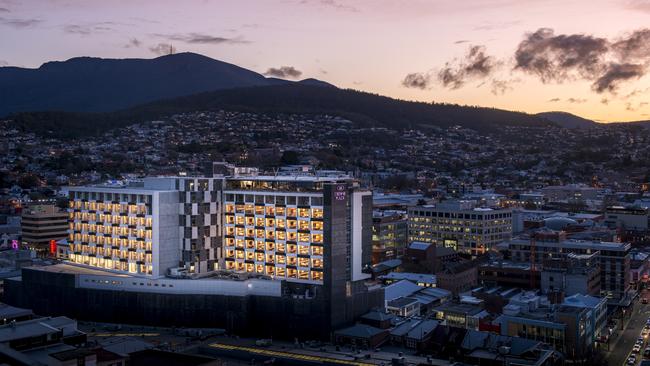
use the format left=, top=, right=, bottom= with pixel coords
left=312, top=234, right=323, bottom=243
left=276, top=219, right=286, bottom=229
left=298, top=208, right=310, bottom=218
left=311, top=221, right=323, bottom=231
left=287, top=232, right=297, bottom=241
left=246, top=263, right=254, bottom=273
left=298, top=258, right=309, bottom=267
left=298, top=245, right=309, bottom=255
left=287, top=244, right=297, bottom=254
left=266, top=218, right=275, bottom=227
left=287, top=268, right=297, bottom=278
left=276, top=267, right=286, bottom=277
left=298, top=270, right=309, bottom=280
left=256, top=240, right=265, bottom=251
left=276, top=231, right=286, bottom=240
left=287, top=208, right=297, bottom=217
left=256, top=252, right=264, bottom=262
left=256, top=264, right=264, bottom=273
left=255, top=206, right=264, bottom=215
left=298, top=233, right=310, bottom=242
left=276, top=207, right=285, bottom=216
left=266, top=230, right=275, bottom=240
left=236, top=250, right=245, bottom=259
left=311, top=271, right=323, bottom=281
left=298, top=220, right=309, bottom=230
left=312, top=246, right=323, bottom=256
left=266, top=265, right=275, bottom=275
left=312, top=208, right=323, bottom=219
left=265, top=206, right=275, bottom=216
left=312, top=258, right=323, bottom=268
left=244, top=239, right=254, bottom=249
left=276, top=243, right=286, bottom=253
left=287, top=256, right=297, bottom=266
left=276, top=255, right=286, bottom=264
left=256, top=217, right=264, bottom=227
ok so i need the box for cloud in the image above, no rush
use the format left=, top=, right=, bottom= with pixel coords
left=63, top=23, right=113, bottom=35
left=154, top=32, right=249, bottom=45
left=567, top=97, right=587, bottom=103
left=300, top=0, right=359, bottom=12
left=473, top=20, right=521, bottom=31
left=124, top=38, right=142, bottom=48
left=626, top=0, right=650, bottom=13
left=402, top=73, right=431, bottom=89
left=264, top=66, right=303, bottom=79
left=0, top=7, right=9, bottom=12
left=514, top=28, right=608, bottom=83
left=548, top=98, right=561, bottom=102
left=592, top=63, right=646, bottom=93
left=0, top=17, right=42, bottom=28
left=149, top=43, right=176, bottom=55
left=611, top=28, right=650, bottom=61
left=490, top=79, right=516, bottom=95
left=438, top=45, right=499, bottom=89
left=601, top=98, right=609, bottom=104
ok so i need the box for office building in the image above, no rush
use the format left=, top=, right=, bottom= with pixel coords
left=507, top=231, right=631, bottom=302
left=371, top=210, right=408, bottom=263
left=408, top=201, right=512, bottom=256
left=21, top=205, right=68, bottom=255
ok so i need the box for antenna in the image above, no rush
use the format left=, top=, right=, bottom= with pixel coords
left=169, top=44, right=174, bottom=55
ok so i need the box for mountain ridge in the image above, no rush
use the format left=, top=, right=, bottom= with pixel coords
left=0, top=52, right=332, bottom=116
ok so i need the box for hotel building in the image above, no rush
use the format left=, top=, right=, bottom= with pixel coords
left=5, top=169, right=380, bottom=339
left=408, top=201, right=512, bottom=256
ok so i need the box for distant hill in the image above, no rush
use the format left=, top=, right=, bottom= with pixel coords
left=535, top=111, right=599, bottom=129
left=0, top=52, right=331, bottom=116
left=9, top=84, right=555, bottom=138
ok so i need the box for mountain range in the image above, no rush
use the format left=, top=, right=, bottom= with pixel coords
left=0, top=52, right=332, bottom=116
left=2, top=52, right=645, bottom=135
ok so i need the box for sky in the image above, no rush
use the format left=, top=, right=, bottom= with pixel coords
left=1, top=0, right=650, bottom=122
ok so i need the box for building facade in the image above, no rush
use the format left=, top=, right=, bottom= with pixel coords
left=408, top=201, right=512, bottom=256
left=21, top=205, right=68, bottom=255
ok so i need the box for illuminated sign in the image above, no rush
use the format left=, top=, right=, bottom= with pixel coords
left=11, top=240, right=18, bottom=250
left=49, top=240, right=57, bottom=255
left=335, top=184, right=346, bottom=201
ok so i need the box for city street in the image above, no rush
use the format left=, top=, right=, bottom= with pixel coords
left=608, top=290, right=650, bottom=366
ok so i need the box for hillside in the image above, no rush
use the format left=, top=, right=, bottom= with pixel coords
left=9, top=84, right=555, bottom=138
left=535, top=112, right=599, bottom=129
left=0, top=52, right=331, bottom=116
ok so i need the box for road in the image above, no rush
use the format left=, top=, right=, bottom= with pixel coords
left=608, top=289, right=650, bottom=366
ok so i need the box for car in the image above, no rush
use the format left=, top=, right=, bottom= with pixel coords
left=629, top=355, right=638, bottom=365
left=638, top=337, right=646, bottom=345
left=635, top=344, right=643, bottom=353
left=644, top=347, right=650, bottom=358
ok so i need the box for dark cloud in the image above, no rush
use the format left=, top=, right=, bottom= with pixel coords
left=601, top=98, right=609, bottom=105
left=548, top=98, right=561, bottom=102
left=402, top=73, right=432, bottom=89
left=0, top=17, right=42, bottom=28
left=490, top=79, right=516, bottom=95
left=592, top=63, right=645, bottom=93
left=155, top=33, right=249, bottom=45
left=124, top=38, right=142, bottom=48
left=611, top=28, right=650, bottom=61
left=0, top=7, right=9, bottom=12
left=514, top=28, right=608, bottom=83
left=438, top=45, right=499, bottom=89
left=264, top=66, right=303, bottom=79
left=149, top=43, right=176, bottom=55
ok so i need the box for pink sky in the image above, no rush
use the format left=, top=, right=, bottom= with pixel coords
left=1, top=0, right=650, bottom=122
